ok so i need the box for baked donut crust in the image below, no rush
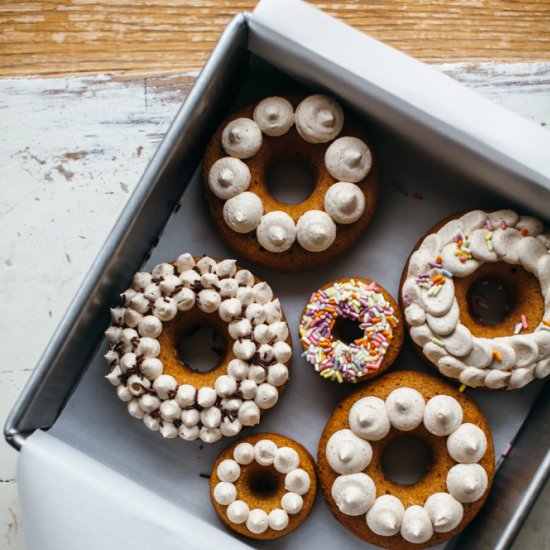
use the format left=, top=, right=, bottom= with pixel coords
left=210, top=432, right=317, bottom=540
left=203, top=93, right=380, bottom=272
left=317, top=371, right=495, bottom=549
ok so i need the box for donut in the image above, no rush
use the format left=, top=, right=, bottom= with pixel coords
left=400, top=209, right=550, bottom=390
left=104, top=254, right=292, bottom=443
left=203, top=94, right=380, bottom=271
left=210, top=432, right=317, bottom=540
left=299, top=278, right=404, bottom=383
left=317, top=371, right=494, bottom=549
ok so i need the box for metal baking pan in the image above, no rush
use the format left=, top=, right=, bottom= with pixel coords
left=5, top=4, right=550, bottom=549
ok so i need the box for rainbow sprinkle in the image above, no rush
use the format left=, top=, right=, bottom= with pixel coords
left=454, top=232, right=472, bottom=263
left=299, top=280, right=398, bottom=383
left=415, top=255, right=451, bottom=296
left=459, top=384, right=467, bottom=392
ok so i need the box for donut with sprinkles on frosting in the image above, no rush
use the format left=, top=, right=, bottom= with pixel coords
left=299, top=278, right=404, bottom=383
left=317, top=371, right=494, bottom=549
left=104, top=254, right=292, bottom=443
left=203, top=94, right=380, bottom=271
left=210, top=433, right=317, bottom=540
left=400, top=209, right=550, bottom=391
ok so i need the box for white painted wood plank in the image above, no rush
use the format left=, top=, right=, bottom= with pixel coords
left=0, top=62, right=549, bottom=549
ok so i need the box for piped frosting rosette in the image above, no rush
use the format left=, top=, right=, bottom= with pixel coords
left=104, top=254, right=292, bottom=443
left=207, top=94, right=373, bottom=255
left=402, top=210, right=550, bottom=390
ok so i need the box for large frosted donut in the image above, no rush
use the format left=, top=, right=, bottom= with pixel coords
left=105, top=254, right=292, bottom=443
left=203, top=94, right=379, bottom=271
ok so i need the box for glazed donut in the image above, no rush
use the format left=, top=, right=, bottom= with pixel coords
left=317, top=371, right=494, bottom=549
left=104, top=254, right=292, bottom=443
left=210, top=433, right=317, bottom=540
left=203, top=94, right=379, bottom=271
left=299, top=278, right=404, bottom=383
left=400, top=209, right=550, bottom=390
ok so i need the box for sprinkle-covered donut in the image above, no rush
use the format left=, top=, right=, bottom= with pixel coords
left=317, top=371, right=494, bottom=549
left=299, top=278, right=404, bottom=383
left=210, top=433, right=317, bottom=540
left=104, top=254, right=292, bottom=443
left=203, top=94, right=379, bottom=271
left=400, top=210, right=550, bottom=390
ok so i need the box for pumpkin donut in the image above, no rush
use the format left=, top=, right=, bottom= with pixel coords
left=104, top=254, right=292, bottom=443
left=317, top=371, right=495, bottom=549
left=400, top=209, right=550, bottom=390
left=203, top=94, right=379, bottom=271
left=210, top=433, right=317, bottom=540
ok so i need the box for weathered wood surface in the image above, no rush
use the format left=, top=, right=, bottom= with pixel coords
left=1, top=1, right=550, bottom=77
left=0, top=62, right=549, bottom=547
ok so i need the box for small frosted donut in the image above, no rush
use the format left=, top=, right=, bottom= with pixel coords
left=203, top=93, right=379, bottom=271
left=105, top=255, right=291, bottom=443
left=211, top=433, right=317, bottom=540
left=317, top=371, right=494, bottom=549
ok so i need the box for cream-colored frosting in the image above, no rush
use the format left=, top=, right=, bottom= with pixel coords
left=256, top=211, right=296, bottom=252
left=234, top=442, right=255, bottom=465
left=402, top=209, right=550, bottom=390
left=331, top=473, right=376, bottom=516
left=366, top=495, right=404, bottom=536
left=324, top=136, right=372, bottom=182
left=285, top=468, right=311, bottom=495
left=253, top=96, right=294, bottom=137
left=281, top=492, right=303, bottom=514
left=246, top=509, right=268, bottom=534
left=254, top=439, right=278, bottom=466
left=221, top=118, right=262, bottom=159
left=447, top=423, right=487, bottom=463
left=401, top=505, right=433, bottom=544
left=446, top=464, right=488, bottom=503
left=423, top=395, right=463, bottom=436
left=217, top=459, right=241, bottom=483
left=105, top=255, right=291, bottom=443
left=213, top=482, right=237, bottom=505
left=226, top=500, right=249, bottom=524
left=268, top=509, right=289, bottom=531
left=326, top=429, right=372, bottom=475
left=223, top=191, right=263, bottom=233
left=424, top=493, right=464, bottom=533
left=385, top=388, right=425, bottom=431
left=348, top=396, right=391, bottom=441
left=296, top=210, right=337, bottom=252
left=273, top=447, right=300, bottom=474
left=323, top=182, right=366, bottom=224
left=295, top=94, right=344, bottom=144
left=208, top=157, right=251, bottom=199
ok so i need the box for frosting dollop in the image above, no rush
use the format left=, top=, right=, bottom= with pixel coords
left=348, top=396, right=391, bottom=441
left=323, top=182, right=366, bottom=224
left=385, top=388, right=425, bottom=431
left=208, top=157, right=251, bottom=199
left=326, top=429, right=373, bottom=474
left=246, top=508, right=268, bottom=534
left=366, top=495, right=405, bottom=536
left=226, top=500, right=249, bottom=524
left=222, top=118, right=262, bottom=159
left=295, top=94, right=344, bottom=144
left=446, top=463, right=488, bottom=503
left=256, top=211, right=296, bottom=252
left=423, top=395, right=463, bottom=436
left=324, top=137, right=372, bottom=182
left=253, top=96, right=294, bottom=137
left=331, top=473, right=376, bottom=516
left=296, top=210, right=337, bottom=252
left=424, top=492, right=464, bottom=533
left=223, top=191, right=263, bottom=233
left=400, top=505, right=433, bottom=544
left=447, top=423, right=487, bottom=463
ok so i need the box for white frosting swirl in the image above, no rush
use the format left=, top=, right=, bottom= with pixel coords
left=401, top=505, right=434, bottom=544
left=366, top=495, right=404, bottom=536
left=217, top=459, right=241, bottom=483
left=424, top=493, right=464, bottom=533
left=221, top=118, right=262, bottom=159
left=324, top=136, right=372, bottom=182
left=446, top=464, right=488, bottom=503
left=281, top=492, right=303, bottom=514
left=385, top=388, right=425, bottom=431
left=326, top=429, right=372, bottom=475
left=254, top=439, right=278, bottom=466
left=423, top=395, right=463, bottom=436
left=296, top=210, right=337, bottom=252
left=227, top=500, right=249, bottom=524
left=256, top=211, right=296, bottom=252
left=268, top=509, right=289, bottom=531
left=246, top=509, right=268, bottom=534
left=323, top=182, right=366, bottom=224
left=295, top=94, right=344, bottom=143
left=253, top=96, right=294, bottom=137
left=348, top=396, right=391, bottom=441
left=223, top=191, right=263, bottom=233
left=208, top=157, right=251, bottom=199
left=285, top=468, right=311, bottom=495
left=273, top=447, right=300, bottom=474
left=331, top=473, right=376, bottom=516
left=447, top=423, right=487, bottom=463
left=214, top=482, right=237, bottom=505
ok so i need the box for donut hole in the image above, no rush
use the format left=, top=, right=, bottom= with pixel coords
left=244, top=464, right=283, bottom=498
left=265, top=154, right=316, bottom=205
left=332, top=317, right=364, bottom=344
left=176, top=324, right=227, bottom=373
left=381, top=435, right=433, bottom=486
left=467, top=275, right=515, bottom=326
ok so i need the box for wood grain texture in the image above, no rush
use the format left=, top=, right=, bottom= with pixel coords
left=1, top=1, right=550, bottom=78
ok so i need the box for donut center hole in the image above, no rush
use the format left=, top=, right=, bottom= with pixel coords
left=266, top=155, right=316, bottom=205
left=333, top=317, right=364, bottom=344
left=177, top=324, right=227, bottom=373
left=467, top=275, right=515, bottom=326
left=381, top=435, right=433, bottom=486
left=247, top=467, right=282, bottom=497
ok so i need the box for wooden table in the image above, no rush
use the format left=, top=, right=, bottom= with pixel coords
left=1, top=1, right=549, bottom=548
